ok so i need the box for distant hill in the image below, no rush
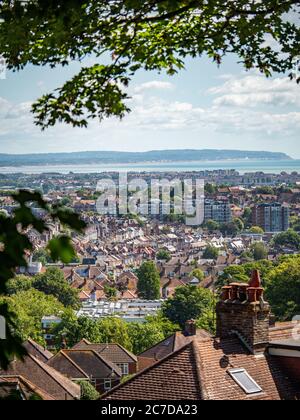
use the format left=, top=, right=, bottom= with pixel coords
left=0, top=149, right=292, bottom=167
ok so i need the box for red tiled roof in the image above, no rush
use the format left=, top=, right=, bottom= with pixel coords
left=23, top=339, right=53, bottom=363
left=139, top=332, right=194, bottom=363
left=0, top=354, right=80, bottom=400
left=71, top=342, right=137, bottom=364
left=104, top=342, right=202, bottom=400
left=104, top=332, right=300, bottom=401
left=0, top=376, right=55, bottom=400
left=47, top=349, right=122, bottom=379
left=196, top=336, right=298, bottom=400
left=269, top=322, right=295, bottom=342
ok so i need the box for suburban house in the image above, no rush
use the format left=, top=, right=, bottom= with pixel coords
left=72, top=339, right=138, bottom=376
left=47, top=348, right=122, bottom=393
left=102, top=271, right=300, bottom=400
left=0, top=341, right=80, bottom=401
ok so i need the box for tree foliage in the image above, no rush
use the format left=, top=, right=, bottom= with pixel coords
left=137, top=261, right=161, bottom=300
left=6, top=275, right=33, bottom=296
left=251, top=242, right=268, bottom=261
left=77, top=380, right=100, bottom=401
left=249, top=226, right=265, bottom=234
left=54, top=314, right=102, bottom=347
left=54, top=313, right=178, bottom=354
left=32, top=248, right=53, bottom=265
left=216, top=260, right=274, bottom=289
left=97, top=317, right=133, bottom=351
left=33, top=267, right=80, bottom=309
left=127, top=323, right=165, bottom=355
left=156, top=249, right=171, bottom=262
left=162, top=285, right=215, bottom=328
left=204, top=219, right=220, bottom=233
left=0, top=1, right=299, bottom=129
left=273, top=229, right=300, bottom=249
left=0, top=289, right=65, bottom=345
left=265, top=256, right=300, bottom=320
left=190, top=268, right=205, bottom=282
left=0, top=190, right=86, bottom=369
left=203, top=245, right=219, bottom=260
left=216, top=256, right=300, bottom=321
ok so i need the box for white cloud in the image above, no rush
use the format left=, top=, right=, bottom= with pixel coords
left=0, top=70, right=300, bottom=154
left=208, top=73, right=300, bottom=107
left=134, top=80, right=175, bottom=93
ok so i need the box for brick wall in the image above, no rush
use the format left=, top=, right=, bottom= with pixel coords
left=216, top=301, right=270, bottom=353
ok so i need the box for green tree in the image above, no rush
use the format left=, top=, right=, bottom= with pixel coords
left=104, top=285, right=118, bottom=300
left=156, top=249, right=171, bottom=262
left=145, top=313, right=179, bottom=338
left=204, top=220, right=220, bottom=233
left=204, top=184, right=217, bottom=194
left=6, top=275, right=33, bottom=295
left=273, top=229, right=300, bottom=250
left=97, top=318, right=133, bottom=351
left=265, top=257, right=300, bottom=320
left=54, top=314, right=102, bottom=348
left=137, top=261, right=161, bottom=300
left=220, top=222, right=239, bottom=237
left=0, top=190, right=86, bottom=369
left=0, top=289, right=65, bottom=345
left=128, top=323, right=165, bottom=355
left=255, top=186, right=275, bottom=195
left=249, top=226, right=265, bottom=234
left=290, top=216, right=300, bottom=232
left=32, top=248, right=53, bottom=265
left=190, top=269, right=205, bottom=282
left=251, top=242, right=268, bottom=261
left=233, top=218, right=245, bottom=232
left=128, top=314, right=179, bottom=354
left=196, top=305, right=216, bottom=335
left=203, top=245, right=219, bottom=260
left=77, top=381, right=100, bottom=401
left=61, top=197, right=71, bottom=207
left=243, top=260, right=274, bottom=279
left=162, top=285, right=215, bottom=329
left=242, top=207, right=253, bottom=227
left=33, top=267, right=80, bottom=309
left=0, top=1, right=298, bottom=129
left=216, top=266, right=249, bottom=289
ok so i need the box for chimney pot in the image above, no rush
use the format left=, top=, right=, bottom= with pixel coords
left=230, top=283, right=240, bottom=301
left=221, top=286, right=232, bottom=301
left=238, top=284, right=248, bottom=302
left=247, top=287, right=257, bottom=303
left=249, top=270, right=261, bottom=288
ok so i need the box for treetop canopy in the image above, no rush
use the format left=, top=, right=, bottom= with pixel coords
left=0, top=0, right=299, bottom=128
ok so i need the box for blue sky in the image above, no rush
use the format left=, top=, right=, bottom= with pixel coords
left=0, top=54, right=299, bottom=157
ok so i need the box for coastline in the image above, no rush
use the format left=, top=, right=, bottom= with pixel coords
left=0, top=158, right=299, bottom=175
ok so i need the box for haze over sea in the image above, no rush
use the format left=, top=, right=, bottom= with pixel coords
left=0, top=159, right=299, bottom=175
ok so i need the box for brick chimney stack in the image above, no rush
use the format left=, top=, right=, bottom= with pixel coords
left=216, top=270, right=270, bottom=354
left=184, top=320, right=197, bottom=337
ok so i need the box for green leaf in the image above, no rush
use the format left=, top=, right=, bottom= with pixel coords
left=47, top=236, right=76, bottom=264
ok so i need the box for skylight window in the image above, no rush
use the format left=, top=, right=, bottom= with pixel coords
left=228, top=369, right=263, bottom=395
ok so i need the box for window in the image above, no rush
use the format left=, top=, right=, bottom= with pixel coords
left=228, top=369, right=262, bottom=395
left=117, top=363, right=129, bottom=376
left=104, top=379, right=112, bottom=391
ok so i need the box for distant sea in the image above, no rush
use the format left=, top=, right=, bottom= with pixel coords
left=0, top=159, right=300, bottom=175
